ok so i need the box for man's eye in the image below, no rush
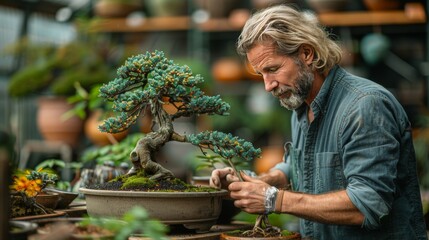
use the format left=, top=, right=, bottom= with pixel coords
left=268, top=68, right=278, bottom=72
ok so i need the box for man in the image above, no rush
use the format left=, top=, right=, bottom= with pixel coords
left=210, top=5, right=427, bottom=240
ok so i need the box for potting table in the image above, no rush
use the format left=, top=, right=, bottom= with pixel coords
left=129, top=222, right=253, bottom=240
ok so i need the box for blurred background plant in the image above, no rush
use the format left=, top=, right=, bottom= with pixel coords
left=75, top=205, right=168, bottom=240
left=10, top=168, right=58, bottom=217
left=34, top=159, right=82, bottom=191
left=5, top=19, right=122, bottom=98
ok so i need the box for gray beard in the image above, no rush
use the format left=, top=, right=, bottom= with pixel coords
left=276, top=63, right=314, bottom=110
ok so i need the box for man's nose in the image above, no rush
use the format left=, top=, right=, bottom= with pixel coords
left=263, top=76, right=278, bottom=92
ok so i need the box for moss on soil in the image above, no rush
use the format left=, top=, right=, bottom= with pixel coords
left=88, top=170, right=218, bottom=192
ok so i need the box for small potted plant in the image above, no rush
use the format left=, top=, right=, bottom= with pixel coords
left=10, top=168, right=62, bottom=220
left=79, top=50, right=261, bottom=232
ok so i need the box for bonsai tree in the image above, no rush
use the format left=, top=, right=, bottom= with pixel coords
left=98, top=50, right=261, bottom=180
left=94, top=51, right=297, bottom=238
left=10, top=168, right=58, bottom=217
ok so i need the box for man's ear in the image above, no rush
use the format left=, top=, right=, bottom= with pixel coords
left=299, top=44, right=314, bottom=66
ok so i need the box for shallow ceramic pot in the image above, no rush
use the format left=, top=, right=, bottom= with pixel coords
left=34, top=217, right=115, bottom=240
left=191, top=176, right=241, bottom=224
left=35, top=192, right=60, bottom=210
left=80, top=188, right=228, bottom=232
left=44, top=188, right=78, bottom=209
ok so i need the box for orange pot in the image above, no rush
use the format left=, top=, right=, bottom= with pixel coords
left=363, top=0, right=401, bottom=11
left=254, top=146, right=284, bottom=175
left=211, top=58, right=243, bottom=83
left=84, top=110, right=129, bottom=146
left=37, top=96, right=83, bottom=148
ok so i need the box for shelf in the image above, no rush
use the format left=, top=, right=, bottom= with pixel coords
left=88, top=16, right=190, bottom=32
left=318, top=3, right=426, bottom=27
left=88, top=3, right=426, bottom=33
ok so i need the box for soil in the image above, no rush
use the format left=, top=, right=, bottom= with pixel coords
left=11, top=195, right=45, bottom=218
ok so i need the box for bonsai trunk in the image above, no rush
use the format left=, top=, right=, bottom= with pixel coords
left=127, top=100, right=176, bottom=180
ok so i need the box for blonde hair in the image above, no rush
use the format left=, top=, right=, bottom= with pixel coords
left=237, top=5, right=342, bottom=73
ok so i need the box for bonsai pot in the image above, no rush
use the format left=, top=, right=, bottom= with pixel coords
left=80, top=187, right=228, bottom=232
left=44, top=188, right=78, bottom=209
left=191, top=176, right=241, bottom=224
left=35, top=192, right=61, bottom=210
left=33, top=217, right=115, bottom=240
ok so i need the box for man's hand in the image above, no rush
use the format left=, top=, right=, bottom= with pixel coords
left=228, top=172, right=271, bottom=214
left=210, top=167, right=240, bottom=189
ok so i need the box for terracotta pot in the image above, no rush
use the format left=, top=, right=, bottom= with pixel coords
left=193, top=0, right=241, bottom=18
left=35, top=192, right=60, bottom=210
left=363, top=0, right=401, bottom=11
left=252, top=0, right=297, bottom=10
left=94, top=0, right=143, bottom=18
left=254, top=146, right=284, bottom=175
left=228, top=9, right=250, bottom=29
left=211, top=58, right=243, bottom=83
left=145, top=0, right=188, bottom=17
left=80, top=187, right=228, bottom=232
left=84, top=110, right=129, bottom=146
left=305, top=0, right=349, bottom=13
left=37, top=96, right=83, bottom=148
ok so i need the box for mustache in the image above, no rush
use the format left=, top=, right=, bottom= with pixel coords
left=271, top=86, right=296, bottom=98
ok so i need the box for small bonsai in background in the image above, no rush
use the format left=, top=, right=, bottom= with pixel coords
left=98, top=50, right=261, bottom=181
left=10, top=168, right=58, bottom=217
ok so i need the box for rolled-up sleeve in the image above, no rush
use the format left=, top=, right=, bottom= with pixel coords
left=341, top=93, right=401, bottom=230
left=346, top=180, right=390, bottom=229
left=272, top=161, right=290, bottom=178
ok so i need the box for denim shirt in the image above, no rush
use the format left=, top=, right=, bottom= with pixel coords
left=273, top=66, right=427, bottom=240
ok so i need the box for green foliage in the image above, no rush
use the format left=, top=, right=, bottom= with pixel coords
left=98, top=50, right=230, bottom=133
left=63, top=82, right=110, bottom=120
left=8, top=62, right=55, bottom=97
left=79, top=206, right=169, bottom=240
left=80, top=133, right=145, bottom=166
left=193, top=154, right=249, bottom=172
left=26, top=169, right=58, bottom=186
left=188, top=131, right=261, bottom=162
left=35, top=159, right=82, bottom=191
left=98, top=50, right=261, bottom=174
left=6, top=34, right=114, bottom=97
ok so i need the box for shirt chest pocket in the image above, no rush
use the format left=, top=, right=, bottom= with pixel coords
left=315, top=152, right=346, bottom=193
